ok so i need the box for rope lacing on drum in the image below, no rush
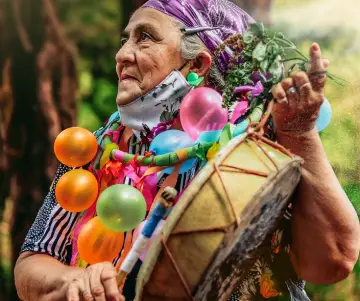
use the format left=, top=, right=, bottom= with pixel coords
left=152, top=131, right=298, bottom=300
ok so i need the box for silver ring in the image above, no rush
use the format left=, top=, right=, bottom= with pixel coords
left=309, top=70, right=327, bottom=78
left=287, top=87, right=297, bottom=95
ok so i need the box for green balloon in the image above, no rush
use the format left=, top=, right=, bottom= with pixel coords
left=96, top=184, right=146, bottom=232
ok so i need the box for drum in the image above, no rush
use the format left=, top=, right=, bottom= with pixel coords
left=135, top=132, right=303, bottom=301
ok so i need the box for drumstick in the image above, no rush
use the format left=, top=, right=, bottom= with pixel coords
left=116, top=186, right=178, bottom=290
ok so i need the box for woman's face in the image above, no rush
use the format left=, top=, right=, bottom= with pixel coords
left=116, top=8, right=185, bottom=105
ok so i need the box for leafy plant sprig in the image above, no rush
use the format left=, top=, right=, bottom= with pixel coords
left=217, top=23, right=346, bottom=111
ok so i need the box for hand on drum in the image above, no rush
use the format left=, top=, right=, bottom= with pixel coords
left=271, top=42, right=329, bottom=134
left=65, top=262, right=125, bottom=301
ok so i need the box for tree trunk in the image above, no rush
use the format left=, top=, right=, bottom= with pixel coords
left=0, top=0, right=77, bottom=299
left=0, top=0, right=12, bottom=300
left=231, top=0, right=272, bottom=26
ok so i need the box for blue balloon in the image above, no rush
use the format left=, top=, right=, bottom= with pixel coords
left=233, top=119, right=250, bottom=137
left=149, top=130, right=196, bottom=174
left=316, top=98, right=332, bottom=132
left=195, top=130, right=222, bottom=144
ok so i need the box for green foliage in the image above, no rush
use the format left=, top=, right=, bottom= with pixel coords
left=78, top=102, right=102, bottom=132
left=252, top=42, right=267, bottom=62
left=92, top=78, right=118, bottom=119
left=321, top=116, right=358, bottom=183
left=220, top=22, right=319, bottom=110
left=344, top=183, right=360, bottom=215
left=57, top=0, right=122, bottom=129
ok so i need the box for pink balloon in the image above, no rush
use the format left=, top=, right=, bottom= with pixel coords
left=133, top=220, right=165, bottom=261
left=180, top=87, right=228, bottom=140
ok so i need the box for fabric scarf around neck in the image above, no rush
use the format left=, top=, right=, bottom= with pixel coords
left=117, top=70, right=192, bottom=136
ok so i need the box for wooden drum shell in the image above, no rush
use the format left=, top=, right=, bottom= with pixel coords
left=136, top=134, right=302, bottom=301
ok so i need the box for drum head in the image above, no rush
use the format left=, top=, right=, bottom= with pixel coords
left=136, top=134, right=302, bottom=301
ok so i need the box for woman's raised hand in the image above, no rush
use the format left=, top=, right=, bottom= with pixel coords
left=65, top=262, right=125, bottom=301
left=271, top=42, right=329, bottom=135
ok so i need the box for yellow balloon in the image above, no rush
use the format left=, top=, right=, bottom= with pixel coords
left=54, top=127, right=98, bottom=167
left=55, top=169, right=98, bottom=212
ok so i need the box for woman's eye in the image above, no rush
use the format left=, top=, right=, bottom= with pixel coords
left=120, top=38, right=128, bottom=47
left=140, top=32, right=152, bottom=41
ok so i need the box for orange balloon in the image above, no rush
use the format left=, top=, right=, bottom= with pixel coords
left=78, top=216, right=124, bottom=265
left=54, top=127, right=98, bottom=167
left=55, top=169, right=98, bottom=212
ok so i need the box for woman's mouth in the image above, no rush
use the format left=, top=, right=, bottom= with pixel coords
left=120, top=74, right=137, bottom=82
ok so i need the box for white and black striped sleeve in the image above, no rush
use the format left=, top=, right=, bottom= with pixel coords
left=21, top=164, right=80, bottom=264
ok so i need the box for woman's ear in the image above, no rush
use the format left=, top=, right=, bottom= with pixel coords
left=189, top=51, right=212, bottom=77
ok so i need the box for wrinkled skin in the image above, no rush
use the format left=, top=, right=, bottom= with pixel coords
left=272, top=43, right=329, bottom=134
left=115, top=8, right=185, bottom=105
left=270, top=44, right=359, bottom=284
left=65, top=262, right=125, bottom=301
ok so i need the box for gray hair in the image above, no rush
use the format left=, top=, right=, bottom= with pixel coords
left=174, top=21, right=226, bottom=91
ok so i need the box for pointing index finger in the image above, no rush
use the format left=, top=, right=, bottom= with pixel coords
left=308, top=43, right=327, bottom=94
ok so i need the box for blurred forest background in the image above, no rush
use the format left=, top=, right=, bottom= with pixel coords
left=0, top=0, right=359, bottom=300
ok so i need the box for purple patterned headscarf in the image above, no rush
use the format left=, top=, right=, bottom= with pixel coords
left=142, top=0, right=255, bottom=73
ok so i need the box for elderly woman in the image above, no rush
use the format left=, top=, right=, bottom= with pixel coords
left=14, top=0, right=359, bottom=301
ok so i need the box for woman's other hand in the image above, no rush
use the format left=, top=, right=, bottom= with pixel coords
left=65, top=262, right=124, bottom=301
left=271, top=42, right=329, bottom=135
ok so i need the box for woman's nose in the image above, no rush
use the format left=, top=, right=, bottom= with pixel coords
left=115, top=42, right=136, bottom=65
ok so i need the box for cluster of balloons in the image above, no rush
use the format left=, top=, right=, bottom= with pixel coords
left=77, top=184, right=146, bottom=264
left=147, top=87, right=229, bottom=174
left=53, top=90, right=332, bottom=265
left=179, top=87, right=332, bottom=137
left=54, top=127, right=147, bottom=264
left=54, top=127, right=99, bottom=212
